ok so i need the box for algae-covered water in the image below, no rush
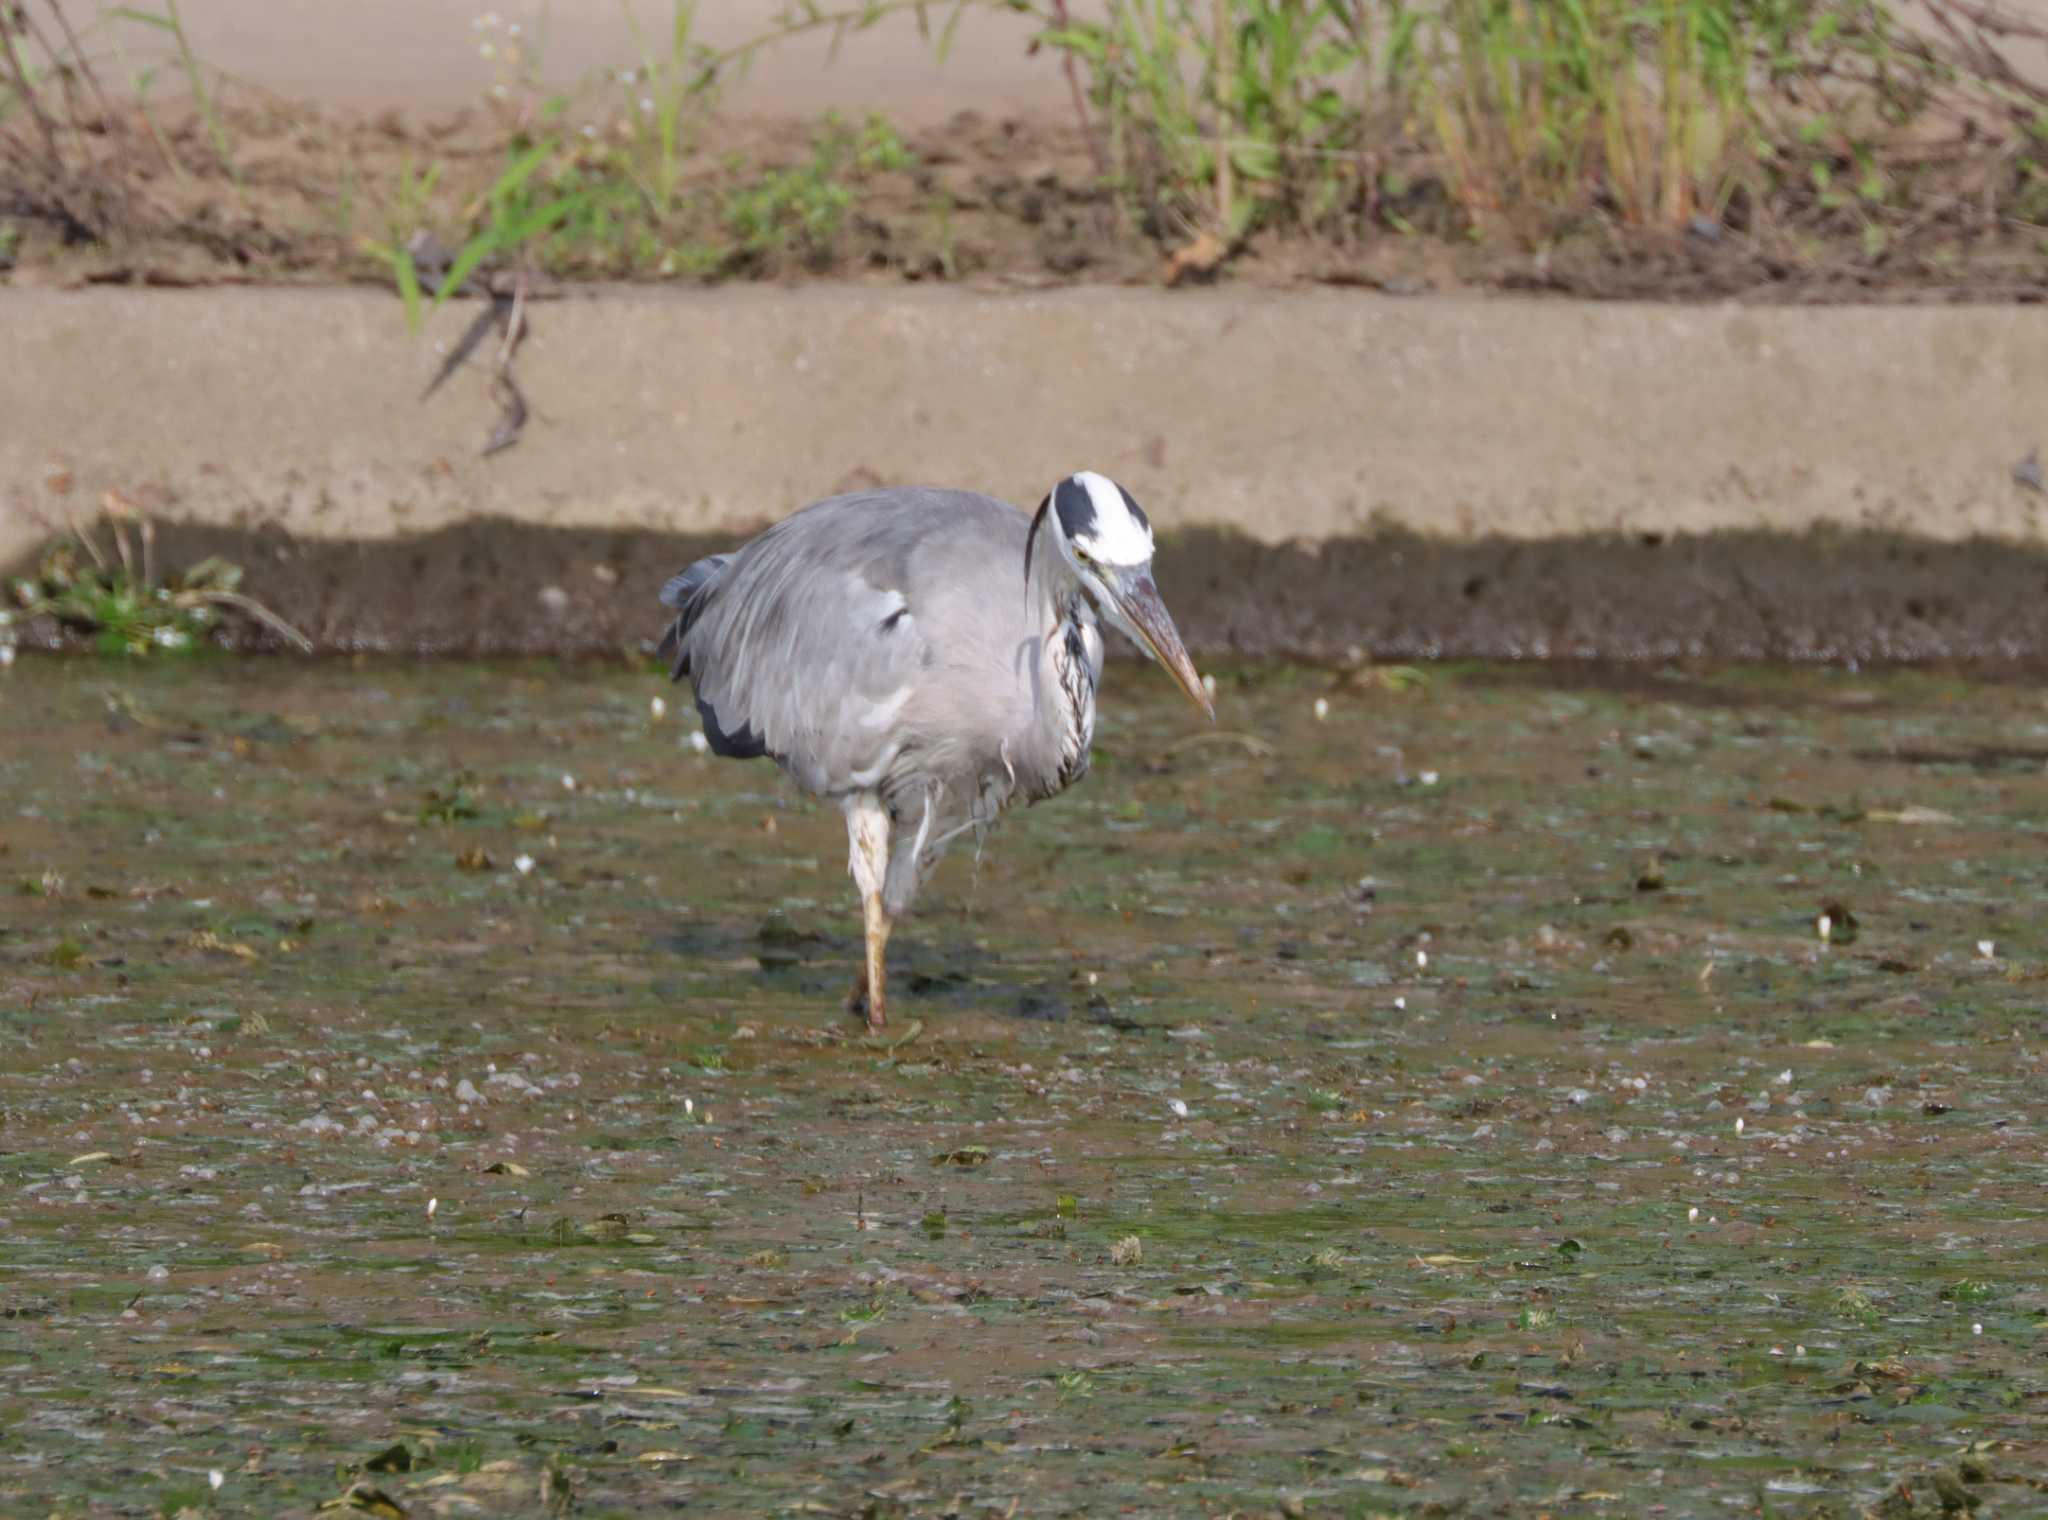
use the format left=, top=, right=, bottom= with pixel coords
left=2, top=656, right=2044, bottom=1518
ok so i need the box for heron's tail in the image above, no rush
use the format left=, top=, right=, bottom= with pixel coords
left=655, top=553, right=734, bottom=680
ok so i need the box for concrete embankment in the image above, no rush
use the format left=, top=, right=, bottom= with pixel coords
left=7, top=286, right=2047, bottom=660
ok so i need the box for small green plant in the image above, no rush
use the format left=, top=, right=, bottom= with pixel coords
left=418, top=770, right=485, bottom=826
left=367, top=134, right=607, bottom=331
left=8, top=503, right=311, bottom=656
left=1940, top=1278, right=1999, bottom=1304
left=722, top=113, right=914, bottom=269
left=1054, top=1369, right=1097, bottom=1402
left=101, top=1, right=233, bottom=177
left=838, top=1299, right=885, bottom=1342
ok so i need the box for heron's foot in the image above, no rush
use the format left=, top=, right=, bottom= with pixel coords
left=844, top=969, right=886, bottom=1033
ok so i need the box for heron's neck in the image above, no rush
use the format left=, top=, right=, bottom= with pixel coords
left=1040, top=586, right=1102, bottom=794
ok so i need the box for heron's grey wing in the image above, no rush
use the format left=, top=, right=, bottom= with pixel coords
left=678, top=491, right=970, bottom=797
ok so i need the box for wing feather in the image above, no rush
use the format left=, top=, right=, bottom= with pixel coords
left=672, top=488, right=1029, bottom=798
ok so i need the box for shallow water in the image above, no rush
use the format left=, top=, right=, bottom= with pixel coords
left=2, top=657, right=2044, bottom=1518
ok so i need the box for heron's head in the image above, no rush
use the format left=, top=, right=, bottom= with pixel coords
left=1027, top=471, right=1213, bottom=720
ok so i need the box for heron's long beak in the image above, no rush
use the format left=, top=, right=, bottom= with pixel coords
left=1112, top=571, right=1213, bottom=720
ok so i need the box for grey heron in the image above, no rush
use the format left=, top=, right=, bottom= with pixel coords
left=658, top=471, right=1212, bottom=1031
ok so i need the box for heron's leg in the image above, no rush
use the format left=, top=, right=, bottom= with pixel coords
left=842, top=794, right=893, bottom=1032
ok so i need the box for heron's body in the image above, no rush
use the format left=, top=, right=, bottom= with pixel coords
left=660, top=474, right=1207, bottom=1030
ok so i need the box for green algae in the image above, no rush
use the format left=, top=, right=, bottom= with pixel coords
left=0, top=655, right=2043, bottom=1517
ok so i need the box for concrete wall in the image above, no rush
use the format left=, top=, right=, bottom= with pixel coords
left=7, top=286, right=2047, bottom=577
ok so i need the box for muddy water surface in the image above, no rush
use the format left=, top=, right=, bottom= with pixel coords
left=2, top=658, right=2044, bottom=1517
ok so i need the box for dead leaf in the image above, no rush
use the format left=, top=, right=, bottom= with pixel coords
left=1865, top=805, right=1957, bottom=826
left=68, top=1151, right=115, bottom=1166
left=188, top=930, right=259, bottom=961
left=334, top=1486, right=406, bottom=1519
left=483, top=1160, right=530, bottom=1177
left=1163, top=229, right=1227, bottom=286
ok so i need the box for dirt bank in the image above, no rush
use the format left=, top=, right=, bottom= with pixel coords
left=10, top=4, right=2048, bottom=304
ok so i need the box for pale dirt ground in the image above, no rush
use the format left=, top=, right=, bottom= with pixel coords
left=112, top=0, right=1078, bottom=123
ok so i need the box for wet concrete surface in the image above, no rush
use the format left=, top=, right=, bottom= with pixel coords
left=10, top=518, right=2048, bottom=663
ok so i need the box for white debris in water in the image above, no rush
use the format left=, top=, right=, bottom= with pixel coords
left=1167, top=1098, right=1190, bottom=1119
left=1201, top=672, right=1217, bottom=702
left=1735, top=1116, right=1745, bottom=1134
left=561, top=773, right=577, bottom=791
left=650, top=695, right=667, bottom=720
left=455, top=1078, right=483, bottom=1105
left=1775, top=1069, right=1794, bottom=1085
left=687, top=730, right=711, bottom=754
left=427, top=1197, right=438, bottom=1219
left=1418, top=770, right=1440, bottom=786
left=1312, top=697, right=1330, bottom=721
left=1415, top=949, right=1429, bottom=970
left=684, top=1098, right=694, bottom=1116
left=145, top=1264, right=169, bottom=1282
left=1688, top=1206, right=1700, bottom=1222
left=0, top=645, right=14, bottom=669
left=1976, top=939, right=1996, bottom=960
left=1393, top=996, right=1406, bottom=1010
left=514, top=853, right=536, bottom=876
left=1973, top=1322, right=1983, bottom=1335
left=1566, top=1088, right=1591, bottom=1106
left=1816, top=914, right=1832, bottom=942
